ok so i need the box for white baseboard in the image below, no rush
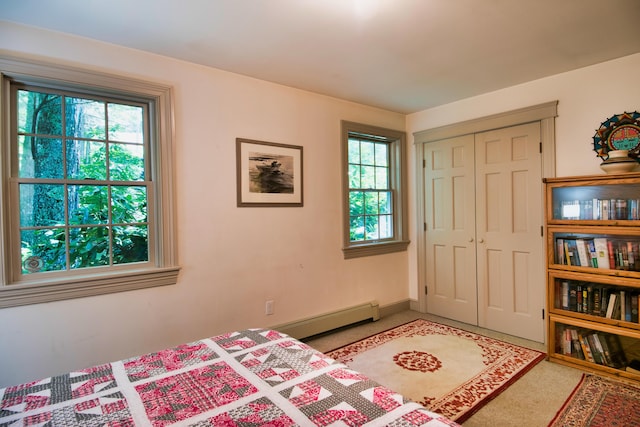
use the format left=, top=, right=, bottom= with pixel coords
left=273, top=301, right=380, bottom=339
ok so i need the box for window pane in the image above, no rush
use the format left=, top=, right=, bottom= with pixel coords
left=361, top=165, right=375, bottom=188
left=108, top=103, right=144, bottom=143
left=21, top=228, right=67, bottom=274
left=18, top=136, right=64, bottom=179
left=65, top=96, right=105, bottom=139
left=113, top=225, right=148, bottom=264
left=69, top=226, right=109, bottom=268
left=364, top=192, right=379, bottom=215
left=68, top=185, right=108, bottom=225
left=365, top=215, right=379, bottom=240
left=375, top=143, right=388, bottom=167
left=66, top=140, right=107, bottom=180
left=375, top=166, right=389, bottom=189
left=110, top=143, right=144, bottom=181
left=349, top=191, right=364, bottom=216
left=348, top=164, right=361, bottom=189
left=348, top=139, right=361, bottom=164
left=112, top=186, right=148, bottom=224
left=379, top=191, right=392, bottom=214
left=379, top=214, right=393, bottom=238
left=361, top=142, right=375, bottom=165
left=19, top=184, right=65, bottom=227
left=350, top=216, right=364, bottom=241
left=17, top=90, right=62, bottom=135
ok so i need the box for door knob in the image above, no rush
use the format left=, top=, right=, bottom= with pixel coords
left=479, top=238, right=485, bottom=243
left=469, top=238, right=474, bottom=242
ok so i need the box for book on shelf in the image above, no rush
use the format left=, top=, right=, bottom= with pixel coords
left=562, top=329, right=572, bottom=355
left=556, top=238, right=565, bottom=264
left=569, top=197, right=640, bottom=221
left=578, top=332, right=596, bottom=363
left=556, top=280, right=640, bottom=323
left=606, top=293, right=618, bottom=319
left=564, top=328, right=627, bottom=369
left=592, top=244, right=599, bottom=268
left=555, top=237, right=640, bottom=271
left=587, top=333, right=605, bottom=365
left=561, top=281, right=569, bottom=310
left=569, top=329, right=584, bottom=360
left=576, top=239, right=590, bottom=267
left=593, top=238, right=610, bottom=269
left=565, top=240, right=579, bottom=266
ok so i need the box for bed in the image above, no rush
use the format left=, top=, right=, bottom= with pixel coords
left=0, top=328, right=458, bottom=426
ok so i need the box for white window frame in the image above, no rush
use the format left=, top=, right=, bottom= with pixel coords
left=341, top=121, right=409, bottom=259
left=0, top=55, right=179, bottom=308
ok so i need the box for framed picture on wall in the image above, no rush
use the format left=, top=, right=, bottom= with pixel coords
left=236, top=138, right=303, bottom=207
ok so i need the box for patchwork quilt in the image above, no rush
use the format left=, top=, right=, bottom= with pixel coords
left=0, top=329, right=459, bottom=426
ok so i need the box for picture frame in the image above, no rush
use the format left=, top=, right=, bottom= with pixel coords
left=236, top=138, right=303, bottom=207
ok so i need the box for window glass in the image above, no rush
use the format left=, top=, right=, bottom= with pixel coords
left=347, top=136, right=392, bottom=243
left=15, top=87, right=150, bottom=276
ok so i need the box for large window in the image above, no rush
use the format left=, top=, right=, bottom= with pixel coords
left=341, top=121, right=409, bottom=259
left=0, top=56, right=179, bottom=307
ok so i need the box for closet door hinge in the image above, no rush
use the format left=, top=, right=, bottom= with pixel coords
left=541, top=225, right=544, bottom=237
left=424, top=286, right=428, bottom=295
left=423, top=159, right=426, bottom=168
left=542, top=308, right=545, bottom=319
left=539, top=142, right=542, bottom=153
left=424, top=222, right=427, bottom=231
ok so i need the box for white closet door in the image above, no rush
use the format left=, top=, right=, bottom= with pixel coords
left=475, top=122, right=544, bottom=342
left=424, top=134, right=478, bottom=325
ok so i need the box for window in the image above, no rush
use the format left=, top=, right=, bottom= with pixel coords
left=341, top=121, right=409, bottom=259
left=0, top=56, right=179, bottom=308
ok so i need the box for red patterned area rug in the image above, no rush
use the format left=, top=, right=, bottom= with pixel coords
left=548, top=374, right=640, bottom=427
left=326, top=319, right=545, bottom=423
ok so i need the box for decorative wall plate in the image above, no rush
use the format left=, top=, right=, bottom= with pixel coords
left=593, top=111, right=640, bottom=160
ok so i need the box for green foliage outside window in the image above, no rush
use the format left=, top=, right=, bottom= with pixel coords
left=16, top=88, right=149, bottom=275
left=347, top=137, right=393, bottom=242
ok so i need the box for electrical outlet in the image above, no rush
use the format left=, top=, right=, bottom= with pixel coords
left=265, top=300, right=274, bottom=315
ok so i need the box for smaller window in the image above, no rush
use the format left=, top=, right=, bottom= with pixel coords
left=341, top=121, right=409, bottom=259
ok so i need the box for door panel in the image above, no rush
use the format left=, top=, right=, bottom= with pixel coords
left=475, top=122, right=544, bottom=342
left=424, top=134, right=477, bottom=325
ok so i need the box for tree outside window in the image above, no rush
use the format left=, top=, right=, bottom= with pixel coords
left=17, top=88, right=149, bottom=275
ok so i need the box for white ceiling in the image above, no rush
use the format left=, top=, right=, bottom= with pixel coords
left=2, top=0, right=640, bottom=114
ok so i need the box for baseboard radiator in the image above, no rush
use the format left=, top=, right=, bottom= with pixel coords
left=274, top=301, right=380, bottom=340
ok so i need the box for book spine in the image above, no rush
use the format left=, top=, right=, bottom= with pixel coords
left=607, top=240, right=616, bottom=270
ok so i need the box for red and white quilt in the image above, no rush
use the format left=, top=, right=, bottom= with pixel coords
left=0, top=329, right=459, bottom=426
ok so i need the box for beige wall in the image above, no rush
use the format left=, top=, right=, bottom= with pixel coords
left=0, top=22, right=408, bottom=387
left=405, top=53, right=640, bottom=300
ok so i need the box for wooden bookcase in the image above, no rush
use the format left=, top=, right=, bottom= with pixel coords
left=544, top=172, right=640, bottom=382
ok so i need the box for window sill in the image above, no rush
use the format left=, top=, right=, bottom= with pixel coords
left=342, top=240, right=410, bottom=259
left=0, top=266, right=180, bottom=308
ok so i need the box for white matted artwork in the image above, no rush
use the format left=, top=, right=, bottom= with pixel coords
left=236, top=138, right=303, bottom=207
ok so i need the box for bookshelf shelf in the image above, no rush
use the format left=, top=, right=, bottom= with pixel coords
left=545, top=172, right=640, bottom=381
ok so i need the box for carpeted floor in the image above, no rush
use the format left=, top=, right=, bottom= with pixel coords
left=549, top=374, right=640, bottom=427
left=305, top=310, right=585, bottom=426
left=325, top=319, right=545, bottom=423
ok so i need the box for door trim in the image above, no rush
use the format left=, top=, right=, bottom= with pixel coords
left=414, top=101, right=557, bottom=314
